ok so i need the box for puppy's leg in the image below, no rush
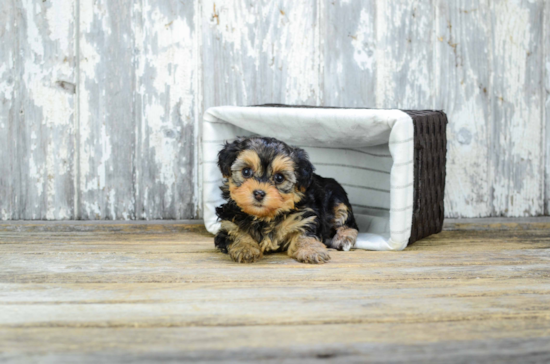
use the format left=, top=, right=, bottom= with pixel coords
left=331, top=227, right=358, bottom=251
left=228, top=233, right=262, bottom=263
left=214, top=229, right=231, bottom=253
left=328, top=203, right=358, bottom=251
left=288, top=235, right=331, bottom=264
left=217, top=220, right=262, bottom=263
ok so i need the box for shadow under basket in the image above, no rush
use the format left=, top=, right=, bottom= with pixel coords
left=202, top=104, right=448, bottom=251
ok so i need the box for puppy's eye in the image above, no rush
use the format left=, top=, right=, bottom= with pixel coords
left=242, top=168, right=253, bottom=178
left=274, top=173, right=285, bottom=184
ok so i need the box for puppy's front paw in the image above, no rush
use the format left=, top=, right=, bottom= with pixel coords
left=229, top=244, right=262, bottom=263
left=294, top=248, right=331, bottom=264
left=290, top=237, right=331, bottom=264
left=331, top=227, right=358, bottom=251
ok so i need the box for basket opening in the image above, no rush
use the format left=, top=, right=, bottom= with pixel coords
left=202, top=106, right=415, bottom=251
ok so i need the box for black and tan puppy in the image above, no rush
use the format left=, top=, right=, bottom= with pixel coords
left=214, top=137, right=359, bottom=264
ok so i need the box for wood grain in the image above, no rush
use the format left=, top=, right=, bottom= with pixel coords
left=545, top=0, right=549, bottom=215
left=0, top=0, right=18, bottom=220
left=78, top=0, right=198, bottom=220
left=374, top=0, right=434, bottom=109
left=1, top=1, right=550, bottom=220
left=434, top=0, right=492, bottom=218
left=490, top=0, right=545, bottom=216
left=78, top=0, right=136, bottom=219
left=3, top=280, right=550, bottom=327
left=201, top=0, right=320, bottom=109
left=0, top=0, right=76, bottom=220
left=320, top=0, right=376, bottom=107
left=1, top=222, right=550, bottom=362
left=1, top=327, right=549, bottom=363
left=133, top=0, right=197, bottom=219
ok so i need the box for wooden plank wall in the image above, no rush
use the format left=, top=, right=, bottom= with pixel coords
left=545, top=2, right=550, bottom=216
left=0, top=0, right=548, bottom=219
left=0, top=0, right=76, bottom=220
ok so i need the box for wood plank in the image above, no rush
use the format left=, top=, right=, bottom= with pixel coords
left=434, top=0, right=492, bottom=218
left=2, top=246, right=549, bottom=284
left=374, top=0, right=434, bottom=109
left=490, top=0, right=545, bottom=216
left=545, top=0, right=550, bottom=215
left=2, top=279, right=549, bottom=327
left=1, top=229, right=550, bottom=252
left=0, top=1, right=18, bottom=220
left=0, top=1, right=76, bottom=220
left=320, top=0, right=376, bottom=107
left=1, top=223, right=549, bottom=362
left=78, top=0, right=136, bottom=219
left=1, top=325, right=549, bottom=363
left=133, top=0, right=197, bottom=219
left=3, top=279, right=549, bottom=304
left=3, top=242, right=548, bottom=265
left=201, top=0, right=320, bottom=109
left=2, top=218, right=550, bottom=232
left=0, top=220, right=204, bottom=232
left=443, top=216, right=550, bottom=230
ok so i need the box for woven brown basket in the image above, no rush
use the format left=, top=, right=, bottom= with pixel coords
left=403, top=110, right=447, bottom=244
left=254, top=104, right=448, bottom=245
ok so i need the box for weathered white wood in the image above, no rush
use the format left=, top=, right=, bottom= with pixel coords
left=374, top=0, right=434, bottom=109
left=0, top=1, right=18, bottom=220
left=434, top=0, right=492, bottom=218
left=320, top=0, right=376, bottom=106
left=133, top=0, right=197, bottom=219
left=1, top=0, right=550, bottom=220
left=201, top=0, right=320, bottom=109
left=78, top=0, right=136, bottom=219
left=0, top=1, right=76, bottom=220
left=490, top=0, right=545, bottom=216
left=545, top=1, right=549, bottom=215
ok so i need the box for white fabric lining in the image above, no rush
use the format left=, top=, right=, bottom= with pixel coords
left=202, top=106, right=414, bottom=251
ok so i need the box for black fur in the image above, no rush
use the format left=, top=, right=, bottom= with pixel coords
left=214, top=137, right=358, bottom=254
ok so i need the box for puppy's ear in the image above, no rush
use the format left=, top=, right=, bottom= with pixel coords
left=217, top=138, right=246, bottom=177
left=292, top=147, right=315, bottom=190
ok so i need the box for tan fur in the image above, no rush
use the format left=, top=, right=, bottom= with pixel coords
left=271, top=155, right=294, bottom=175
left=259, top=210, right=317, bottom=252
left=229, top=179, right=282, bottom=218
left=287, top=235, right=331, bottom=264
left=235, top=150, right=262, bottom=175
left=272, top=211, right=316, bottom=246
left=277, top=187, right=304, bottom=214
left=258, top=235, right=278, bottom=253
left=333, top=203, right=349, bottom=227
left=227, top=148, right=306, bottom=220
left=331, top=226, right=358, bottom=251
left=229, top=181, right=304, bottom=220
left=226, top=229, right=262, bottom=263
left=220, top=220, right=239, bottom=234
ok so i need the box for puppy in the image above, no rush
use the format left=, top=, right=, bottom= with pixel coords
left=214, top=137, right=359, bottom=264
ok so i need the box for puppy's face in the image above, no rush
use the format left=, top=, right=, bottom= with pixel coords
left=218, top=137, right=314, bottom=219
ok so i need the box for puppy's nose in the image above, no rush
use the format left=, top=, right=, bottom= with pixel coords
left=253, top=190, right=266, bottom=201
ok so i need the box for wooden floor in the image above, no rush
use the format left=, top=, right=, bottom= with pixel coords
left=1, top=219, right=550, bottom=363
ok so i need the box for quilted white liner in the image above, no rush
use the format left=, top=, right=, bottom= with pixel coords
left=202, top=106, right=415, bottom=251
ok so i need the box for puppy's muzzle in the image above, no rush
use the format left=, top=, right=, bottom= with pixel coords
left=253, top=190, right=266, bottom=201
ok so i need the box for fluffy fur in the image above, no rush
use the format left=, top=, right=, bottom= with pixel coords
left=214, top=137, right=359, bottom=264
